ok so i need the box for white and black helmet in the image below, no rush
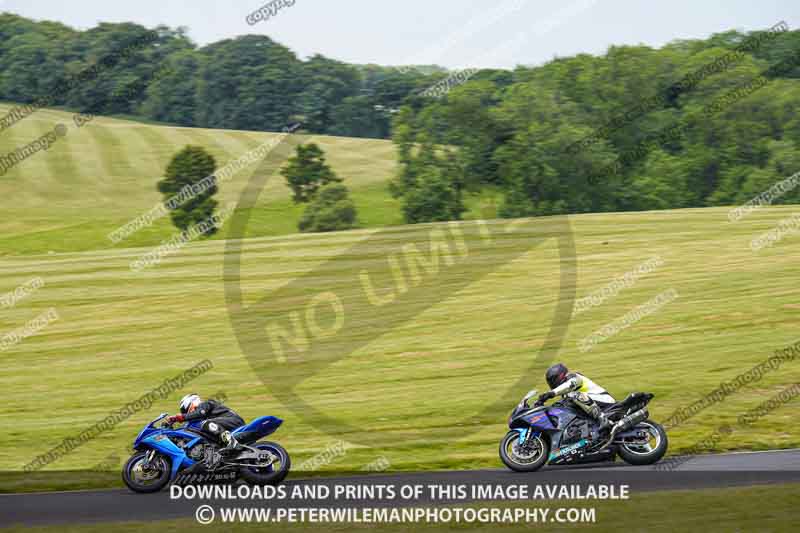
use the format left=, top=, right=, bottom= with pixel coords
left=179, top=393, right=201, bottom=414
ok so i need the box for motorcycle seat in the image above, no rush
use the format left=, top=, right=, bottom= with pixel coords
left=607, top=392, right=653, bottom=411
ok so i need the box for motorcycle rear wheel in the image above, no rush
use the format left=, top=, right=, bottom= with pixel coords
left=499, top=431, right=549, bottom=472
left=239, top=442, right=291, bottom=485
left=617, top=420, right=668, bottom=465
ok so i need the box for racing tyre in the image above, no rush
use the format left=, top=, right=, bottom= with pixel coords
left=617, top=420, right=668, bottom=466
left=122, top=451, right=171, bottom=493
left=239, top=442, right=291, bottom=485
left=499, top=431, right=549, bottom=472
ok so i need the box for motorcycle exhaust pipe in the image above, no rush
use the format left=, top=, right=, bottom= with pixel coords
left=613, top=408, right=649, bottom=434
left=597, top=408, right=650, bottom=449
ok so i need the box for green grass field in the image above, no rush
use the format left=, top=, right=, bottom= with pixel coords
left=1, top=104, right=799, bottom=488
left=1, top=205, right=798, bottom=477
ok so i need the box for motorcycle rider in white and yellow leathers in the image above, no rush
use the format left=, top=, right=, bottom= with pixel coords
left=537, top=363, right=615, bottom=431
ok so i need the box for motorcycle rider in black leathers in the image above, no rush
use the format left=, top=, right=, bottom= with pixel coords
left=166, top=394, right=245, bottom=453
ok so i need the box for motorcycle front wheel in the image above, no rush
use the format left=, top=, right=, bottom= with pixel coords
left=499, top=431, right=549, bottom=472
left=122, top=451, right=171, bottom=493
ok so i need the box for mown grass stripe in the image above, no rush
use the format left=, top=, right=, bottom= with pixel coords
left=83, top=123, right=133, bottom=178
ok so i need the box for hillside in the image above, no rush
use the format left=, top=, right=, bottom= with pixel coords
left=0, top=103, right=408, bottom=255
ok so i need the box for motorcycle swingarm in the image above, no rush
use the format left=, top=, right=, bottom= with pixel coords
left=612, top=428, right=650, bottom=445
left=223, top=447, right=276, bottom=467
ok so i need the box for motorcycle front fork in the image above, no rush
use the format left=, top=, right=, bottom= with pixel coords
left=142, top=449, right=156, bottom=469
left=522, top=430, right=541, bottom=450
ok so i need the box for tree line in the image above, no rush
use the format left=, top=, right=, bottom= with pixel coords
left=389, top=26, right=800, bottom=221
left=0, top=13, right=448, bottom=138
left=2, top=13, right=799, bottom=224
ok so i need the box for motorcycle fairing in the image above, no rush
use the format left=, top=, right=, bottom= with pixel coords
left=548, top=438, right=589, bottom=462
left=511, top=428, right=542, bottom=444
left=139, top=432, right=196, bottom=479
left=231, top=416, right=283, bottom=443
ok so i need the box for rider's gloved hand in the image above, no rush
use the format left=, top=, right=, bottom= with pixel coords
left=537, top=391, right=555, bottom=404
left=166, top=414, right=185, bottom=425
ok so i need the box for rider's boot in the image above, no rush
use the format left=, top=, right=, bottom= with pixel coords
left=219, top=431, right=242, bottom=455
left=588, top=405, right=612, bottom=433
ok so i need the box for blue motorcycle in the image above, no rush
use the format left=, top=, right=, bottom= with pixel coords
left=500, top=389, right=667, bottom=472
left=122, top=413, right=291, bottom=493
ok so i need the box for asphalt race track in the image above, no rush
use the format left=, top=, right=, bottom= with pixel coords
left=3, top=449, right=800, bottom=526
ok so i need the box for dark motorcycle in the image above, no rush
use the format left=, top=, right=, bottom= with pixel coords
left=500, top=389, right=668, bottom=472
